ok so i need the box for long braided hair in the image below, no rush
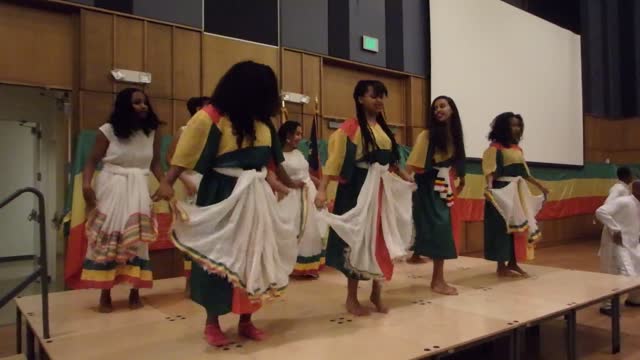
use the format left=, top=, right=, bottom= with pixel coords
left=353, top=80, right=399, bottom=163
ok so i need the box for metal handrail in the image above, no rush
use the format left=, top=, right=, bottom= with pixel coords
left=0, top=187, right=50, bottom=340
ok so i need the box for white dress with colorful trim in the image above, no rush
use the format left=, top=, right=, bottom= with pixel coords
left=80, top=123, right=157, bottom=289
left=278, top=149, right=326, bottom=276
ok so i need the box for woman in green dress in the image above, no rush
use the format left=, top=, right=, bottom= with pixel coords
left=154, top=61, right=301, bottom=347
left=483, top=112, right=549, bottom=277
left=315, top=80, right=414, bottom=316
left=406, top=96, right=466, bottom=295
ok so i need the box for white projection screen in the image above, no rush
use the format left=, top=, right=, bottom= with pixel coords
left=430, top=0, right=584, bottom=166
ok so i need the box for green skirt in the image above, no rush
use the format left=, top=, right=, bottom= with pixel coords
left=326, top=167, right=370, bottom=280
left=483, top=199, right=515, bottom=262
left=412, top=172, right=457, bottom=260
left=188, top=171, right=238, bottom=316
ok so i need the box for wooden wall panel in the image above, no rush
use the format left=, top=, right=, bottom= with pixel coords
left=145, top=23, right=173, bottom=99
left=151, top=98, right=173, bottom=137
left=281, top=50, right=304, bottom=123
left=150, top=249, right=182, bottom=280
left=0, top=3, right=74, bottom=89
left=459, top=215, right=601, bottom=256
left=584, top=115, right=640, bottom=163
left=409, top=127, right=425, bottom=146
left=322, top=63, right=405, bottom=129
left=620, top=118, right=640, bottom=151
left=282, top=50, right=302, bottom=94
left=321, top=120, right=338, bottom=140
left=77, top=10, right=201, bottom=136
left=464, top=222, right=484, bottom=253
left=79, top=91, right=114, bottom=130
left=202, top=34, right=279, bottom=96
left=114, top=17, right=144, bottom=71
left=114, top=17, right=144, bottom=93
left=80, top=10, right=113, bottom=92
left=456, top=221, right=468, bottom=253
left=173, top=27, right=201, bottom=100
left=280, top=50, right=322, bottom=134
left=408, top=76, right=427, bottom=128
left=301, top=54, right=322, bottom=115
left=173, top=100, right=191, bottom=133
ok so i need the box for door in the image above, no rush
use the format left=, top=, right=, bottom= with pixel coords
left=0, top=120, right=38, bottom=258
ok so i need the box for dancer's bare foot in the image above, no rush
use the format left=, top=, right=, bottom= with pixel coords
left=128, top=289, right=144, bottom=310
left=370, top=293, right=389, bottom=314
left=99, top=290, right=113, bottom=313
left=497, top=268, right=522, bottom=278
left=407, top=254, right=429, bottom=264
left=507, top=263, right=530, bottom=277
left=431, top=280, right=458, bottom=296
left=346, top=298, right=371, bottom=316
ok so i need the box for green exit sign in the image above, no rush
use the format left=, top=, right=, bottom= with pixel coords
left=362, top=35, right=379, bottom=53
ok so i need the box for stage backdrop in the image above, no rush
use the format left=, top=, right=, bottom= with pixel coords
left=430, top=0, right=584, bottom=166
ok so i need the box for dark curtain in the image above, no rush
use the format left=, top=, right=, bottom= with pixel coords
left=581, top=0, right=640, bottom=117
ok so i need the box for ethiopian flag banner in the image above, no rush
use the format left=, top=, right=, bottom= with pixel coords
left=297, top=140, right=632, bottom=220
left=63, top=131, right=191, bottom=289
left=64, top=132, right=635, bottom=288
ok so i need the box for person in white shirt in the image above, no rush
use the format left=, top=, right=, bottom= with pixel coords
left=596, top=178, right=640, bottom=316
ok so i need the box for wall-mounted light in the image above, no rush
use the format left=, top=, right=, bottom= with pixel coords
left=111, top=69, right=152, bottom=84
left=281, top=91, right=310, bottom=105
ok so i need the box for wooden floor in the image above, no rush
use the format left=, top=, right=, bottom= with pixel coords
left=3, top=240, right=640, bottom=360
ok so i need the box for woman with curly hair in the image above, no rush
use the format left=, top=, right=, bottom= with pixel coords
left=154, top=61, right=302, bottom=346
left=482, top=112, right=549, bottom=277
left=80, top=87, right=164, bottom=312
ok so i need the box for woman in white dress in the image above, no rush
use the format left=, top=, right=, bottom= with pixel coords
left=81, top=88, right=164, bottom=313
left=276, top=121, right=325, bottom=278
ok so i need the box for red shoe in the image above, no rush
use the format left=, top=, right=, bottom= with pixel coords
left=204, top=324, right=232, bottom=347
left=238, top=322, right=267, bottom=341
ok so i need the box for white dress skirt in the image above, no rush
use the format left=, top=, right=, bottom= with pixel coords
left=277, top=150, right=327, bottom=277
left=80, top=124, right=157, bottom=289
left=172, top=167, right=299, bottom=300
left=318, top=163, right=416, bottom=280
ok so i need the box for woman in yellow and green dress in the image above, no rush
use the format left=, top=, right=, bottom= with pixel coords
left=166, top=96, right=209, bottom=296
left=483, top=112, right=549, bottom=277
left=154, top=61, right=302, bottom=347
left=406, top=96, right=466, bottom=296
left=315, top=80, right=415, bottom=316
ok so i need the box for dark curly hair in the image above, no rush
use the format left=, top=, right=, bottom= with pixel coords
left=109, top=88, right=160, bottom=139
left=488, top=112, right=524, bottom=147
left=210, top=61, right=280, bottom=148
left=429, top=96, right=466, bottom=162
left=617, top=166, right=632, bottom=182
left=278, top=120, right=301, bottom=146
left=353, top=80, right=399, bottom=163
left=186, top=96, right=210, bottom=116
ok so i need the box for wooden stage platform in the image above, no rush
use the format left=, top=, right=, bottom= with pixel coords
left=13, top=257, right=640, bottom=360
